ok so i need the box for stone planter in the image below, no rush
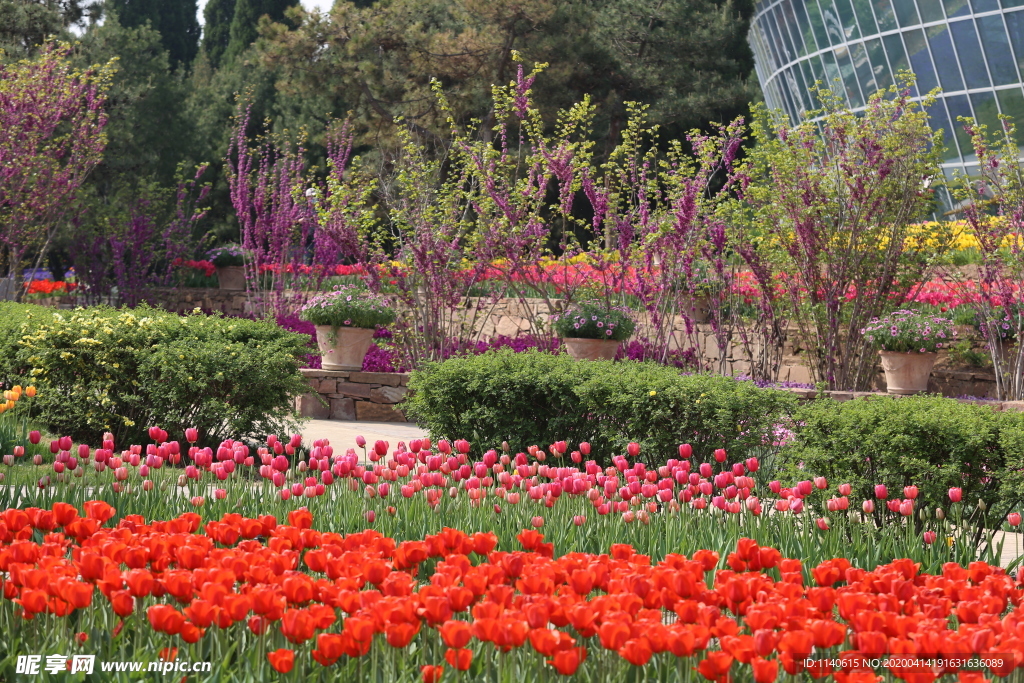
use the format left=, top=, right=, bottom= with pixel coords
left=879, top=350, right=937, bottom=395
left=315, top=325, right=376, bottom=371
left=563, top=337, right=620, bottom=360
left=215, top=266, right=246, bottom=290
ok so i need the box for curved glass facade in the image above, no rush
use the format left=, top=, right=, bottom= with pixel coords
left=748, top=0, right=1024, bottom=203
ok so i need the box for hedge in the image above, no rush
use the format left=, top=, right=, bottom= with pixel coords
left=0, top=303, right=311, bottom=446
left=403, top=349, right=798, bottom=465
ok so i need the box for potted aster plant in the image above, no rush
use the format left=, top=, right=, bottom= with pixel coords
left=300, top=286, right=396, bottom=370
left=553, top=302, right=636, bottom=360
left=863, top=309, right=956, bottom=394
left=207, top=244, right=249, bottom=290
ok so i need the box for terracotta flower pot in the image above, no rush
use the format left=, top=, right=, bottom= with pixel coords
left=563, top=337, right=620, bottom=360
left=316, top=325, right=376, bottom=371
left=879, top=350, right=937, bottom=395
left=215, top=266, right=246, bottom=290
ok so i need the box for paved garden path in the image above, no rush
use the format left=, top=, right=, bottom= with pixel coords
left=300, top=419, right=427, bottom=455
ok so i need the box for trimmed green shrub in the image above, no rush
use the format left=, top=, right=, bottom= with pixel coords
left=781, top=395, right=1024, bottom=517
left=1, top=303, right=310, bottom=446
left=403, top=349, right=797, bottom=464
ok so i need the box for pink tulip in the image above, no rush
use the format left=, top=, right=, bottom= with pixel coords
left=185, top=428, right=199, bottom=443
left=814, top=476, right=827, bottom=490
left=903, top=485, right=918, bottom=500
left=769, top=480, right=781, bottom=494
left=745, top=457, right=759, bottom=472
left=949, top=487, right=962, bottom=503
left=29, top=430, right=40, bottom=445
left=874, top=484, right=888, bottom=499
left=923, top=531, right=937, bottom=544
left=899, top=499, right=914, bottom=516
left=714, top=448, right=727, bottom=463
left=796, top=480, right=812, bottom=497
left=215, top=488, right=226, bottom=500
left=816, top=518, right=829, bottom=531
left=838, top=483, right=851, bottom=496
left=190, top=496, right=205, bottom=506
left=699, top=463, right=712, bottom=478
left=12, top=446, right=23, bottom=457
left=438, top=440, right=452, bottom=454
left=790, top=499, right=804, bottom=514
left=1009, top=513, right=1022, bottom=527
left=531, top=516, right=544, bottom=528
left=626, top=442, right=640, bottom=457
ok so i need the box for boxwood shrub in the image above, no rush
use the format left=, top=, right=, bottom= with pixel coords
left=403, top=349, right=797, bottom=464
left=0, top=303, right=311, bottom=446
left=780, top=395, right=1024, bottom=518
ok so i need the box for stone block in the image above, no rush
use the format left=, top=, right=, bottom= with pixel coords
left=305, top=378, right=320, bottom=392
left=785, top=364, right=812, bottom=385
left=828, top=391, right=853, bottom=402
left=318, top=379, right=337, bottom=394
left=296, top=393, right=330, bottom=419
left=349, top=372, right=403, bottom=387
left=301, top=369, right=328, bottom=378
left=398, top=374, right=411, bottom=386
left=330, top=397, right=356, bottom=420
left=495, top=316, right=524, bottom=337
left=329, top=382, right=376, bottom=399
left=1002, top=401, right=1024, bottom=412
left=356, top=401, right=407, bottom=422
left=370, top=385, right=408, bottom=404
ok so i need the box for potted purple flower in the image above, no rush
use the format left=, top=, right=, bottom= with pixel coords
left=207, top=244, right=249, bottom=290
left=863, top=309, right=956, bottom=394
left=553, top=302, right=636, bottom=360
left=300, top=286, right=396, bottom=370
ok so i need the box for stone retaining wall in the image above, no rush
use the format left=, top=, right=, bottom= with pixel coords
left=296, top=369, right=411, bottom=422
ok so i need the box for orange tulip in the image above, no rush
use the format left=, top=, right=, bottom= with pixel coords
left=267, top=649, right=294, bottom=674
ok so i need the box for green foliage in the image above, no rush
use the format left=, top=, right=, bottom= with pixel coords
left=552, top=302, right=635, bottom=341
left=781, top=395, right=1024, bottom=518
left=225, top=0, right=293, bottom=63
left=106, top=0, right=200, bottom=67
left=947, top=339, right=990, bottom=368
left=0, top=302, right=310, bottom=446
left=404, top=349, right=797, bottom=464
left=207, top=243, right=247, bottom=266
left=299, top=286, right=396, bottom=329
left=201, top=0, right=236, bottom=67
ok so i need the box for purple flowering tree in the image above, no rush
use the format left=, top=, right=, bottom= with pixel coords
left=0, top=43, right=113, bottom=292
left=732, top=79, right=945, bottom=390
left=226, top=100, right=316, bottom=318
left=941, top=117, right=1024, bottom=400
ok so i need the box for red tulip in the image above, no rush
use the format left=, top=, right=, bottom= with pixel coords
left=1009, top=513, right=1022, bottom=527
left=678, top=443, right=692, bottom=458
left=267, top=649, right=294, bottom=673
left=29, top=430, right=40, bottom=444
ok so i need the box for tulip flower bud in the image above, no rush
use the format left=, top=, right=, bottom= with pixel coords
left=936, top=507, right=945, bottom=520
left=979, top=498, right=988, bottom=512
left=355, top=435, right=366, bottom=448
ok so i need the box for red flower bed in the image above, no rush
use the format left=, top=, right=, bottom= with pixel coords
left=1, top=502, right=1022, bottom=681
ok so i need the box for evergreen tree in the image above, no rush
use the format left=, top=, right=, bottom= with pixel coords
left=105, top=0, right=200, bottom=67
left=0, top=0, right=98, bottom=56
left=224, top=0, right=294, bottom=63
left=201, top=0, right=235, bottom=68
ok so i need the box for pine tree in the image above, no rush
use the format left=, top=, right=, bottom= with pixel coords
left=201, top=0, right=235, bottom=68
left=224, top=0, right=294, bottom=63
left=106, top=0, right=200, bottom=68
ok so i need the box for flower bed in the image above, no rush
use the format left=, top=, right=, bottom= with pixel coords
left=0, top=501, right=1022, bottom=682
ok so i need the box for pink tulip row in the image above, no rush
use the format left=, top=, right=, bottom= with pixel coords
left=6, top=427, right=1023, bottom=533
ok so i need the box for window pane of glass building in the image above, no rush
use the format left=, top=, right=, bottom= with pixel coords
left=750, top=0, right=1024, bottom=211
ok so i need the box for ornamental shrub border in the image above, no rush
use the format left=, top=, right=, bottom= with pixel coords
left=0, top=302, right=310, bottom=446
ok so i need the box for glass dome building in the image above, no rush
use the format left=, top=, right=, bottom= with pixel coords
left=748, top=0, right=1024, bottom=205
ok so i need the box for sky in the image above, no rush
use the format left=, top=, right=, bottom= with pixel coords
left=196, top=0, right=334, bottom=24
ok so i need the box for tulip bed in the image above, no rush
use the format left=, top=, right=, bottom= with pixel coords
left=1, top=502, right=1023, bottom=683
left=2, top=429, right=1024, bottom=681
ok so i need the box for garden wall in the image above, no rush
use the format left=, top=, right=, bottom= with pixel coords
left=295, top=369, right=411, bottom=422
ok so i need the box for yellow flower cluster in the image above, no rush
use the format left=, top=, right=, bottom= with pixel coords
left=908, top=218, right=1024, bottom=251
